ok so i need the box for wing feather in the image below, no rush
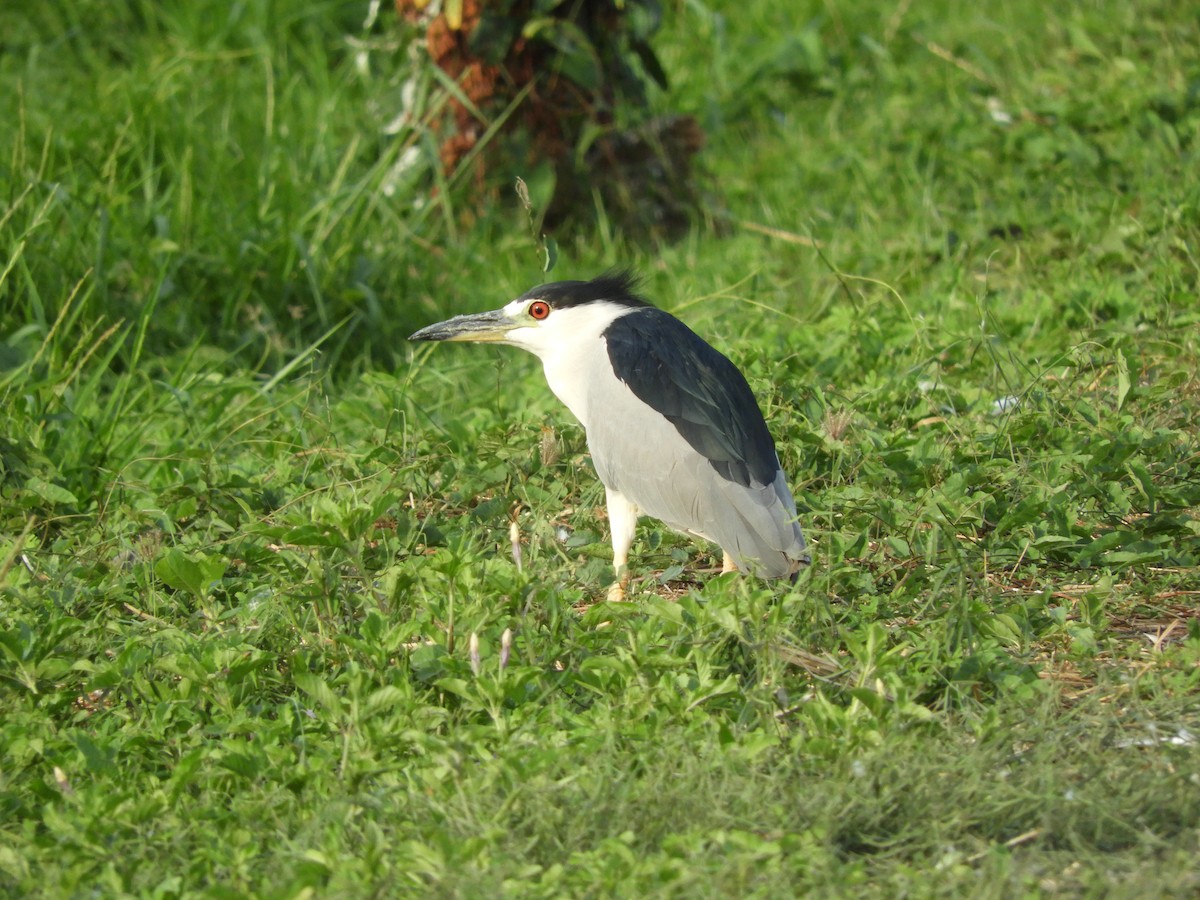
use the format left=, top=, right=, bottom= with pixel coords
left=591, top=308, right=808, bottom=576
left=602, top=309, right=779, bottom=488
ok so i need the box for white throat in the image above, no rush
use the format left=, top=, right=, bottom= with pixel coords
left=504, top=300, right=635, bottom=427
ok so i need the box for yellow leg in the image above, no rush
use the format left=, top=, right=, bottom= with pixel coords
left=722, top=551, right=739, bottom=574
left=606, top=574, right=629, bottom=603
left=605, top=487, right=638, bottom=602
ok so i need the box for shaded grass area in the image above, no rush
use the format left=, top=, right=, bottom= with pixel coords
left=2, top=0, right=1200, bottom=894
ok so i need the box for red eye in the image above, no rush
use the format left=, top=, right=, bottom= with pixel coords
left=528, top=300, right=551, bottom=320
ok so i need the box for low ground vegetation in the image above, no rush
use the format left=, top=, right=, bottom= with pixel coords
left=2, top=0, right=1198, bottom=894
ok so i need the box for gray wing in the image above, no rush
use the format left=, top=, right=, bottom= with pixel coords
left=602, top=308, right=779, bottom=488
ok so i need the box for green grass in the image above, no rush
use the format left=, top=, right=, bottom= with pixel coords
left=3, top=0, right=1200, bottom=895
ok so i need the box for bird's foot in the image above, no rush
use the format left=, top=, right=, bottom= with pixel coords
left=721, top=551, right=739, bottom=574
left=606, top=580, right=629, bottom=603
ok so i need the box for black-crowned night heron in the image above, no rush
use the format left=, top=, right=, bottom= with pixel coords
left=410, top=271, right=809, bottom=598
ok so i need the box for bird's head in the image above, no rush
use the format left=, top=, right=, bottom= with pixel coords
left=408, top=271, right=649, bottom=360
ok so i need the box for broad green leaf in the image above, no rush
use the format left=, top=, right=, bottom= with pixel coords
left=294, top=672, right=343, bottom=719
left=24, top=478, right=79, bottom=506
left=435, top=677, right=475, bottom=701
left=154, top=549, right=225, bottom=597
left=984, top=614, right=1024, bottom=648
left=155, top=549, right=205, bottom=596
left=197, top=554, right=227, bottom=586
left=364, top=685, right=410, bottom=716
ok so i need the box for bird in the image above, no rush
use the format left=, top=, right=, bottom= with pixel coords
left=409, top=271, right=809, bottom=599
